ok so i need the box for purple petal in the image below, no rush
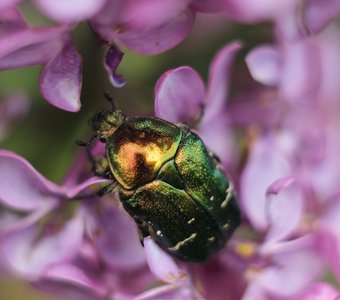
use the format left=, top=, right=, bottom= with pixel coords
left=135, top=283, right=205, bottom=300
left=114, top=10, right=195, bottom=55
left=257, top=238, right=322, bottom=297
left=33, top=0, right=107, bottom=23
left=0, top=93, right=29, bottom=142
left=197, top=112, right=236, bottom=169
left=1, top=215, right=84, bottom=279
left=0, top=0, right=22, bottom=12
left=242, top=281, right=270, bottom=300
left=154, top=66, right=205, bottom=123
left=195, top=255, right=246, bottom=300
left=0, top=7, right=26, bottom=35
left=91, top=200, right=147, bottom=270
left=104, top=45, right=126, bottom=88
left=240, top=135, right=291, bottom=230
left=40, top=37, right=82, bottom=112
left=65, top=177, right=110, bottom=199
left=292, top=282, right=340, bottom=300
left=246, top=45, right=282, bottom=86
left=0, top=150, right=63, bottom=211
left=278, top=35, right=321, bottom=102
left=264, top=177, right=303, bottom=245
left=303, top=0, right=340, bottom=35
left=275, top=7, right=308, bottom=41
left=43, top=263, right=106, bottom=296
left=0, top=205, right=53, bottom=235
left=223, top=0, right=297, bottom=22
left=201, top=41, right=241, bottom=124
left=144, top=237, right=187, bottom=284
left=121, top=0, right=191, bottom=30
left=0, top=26, right=66, bottom=70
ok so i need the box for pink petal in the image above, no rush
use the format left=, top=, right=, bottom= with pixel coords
left=135, top=283, right=204, bottom=300
left=0, top=0, right=21, bottom=12
left=0, top=7, right=26, bottom=34
left=43, top=263, right=106, bottom=295
left=303, top=0, right=340, bottom=35
left=258, top=237, right=322, bottom=297
left=292, top=282, right=340, bottom=300
left=242, top=281, right=270, bottom=300
left=114, top=9, right=195, bottom=55
left=40, top=37, right=82, bottom=112
left=240, top=135, right=291, bottom=230
left=33, top=0, right=107, bottom=23
left=1, top=215, right=84, bottom=279
left=223, top=0, right=297, bottom=22
left=144, top=237, right=187, bottom=284
left=264, top=177, right=303, bottom=244
left=154, top=66, right=205, bottom=123
left=0, top=150, right=63, bottom=211
left=197, top=112, right=236, bottom=169
left=279, top=36, right=321, bottom=102
left=275, top=6, right=308, bottom=41
left=246, top=45, right=282, bottom=86
left=201, top=41, right=241, bottom=124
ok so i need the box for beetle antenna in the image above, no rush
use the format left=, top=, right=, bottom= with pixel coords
left=75, top=135, right=97, bottom=147
left=103, top=92, right=116, bottom=111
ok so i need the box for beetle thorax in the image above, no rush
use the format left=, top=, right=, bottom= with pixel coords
left=106, top=118, right=182, bottom=190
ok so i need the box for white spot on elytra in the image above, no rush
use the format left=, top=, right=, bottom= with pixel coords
left=168, top=233, right=197, bottom=251
left=221, top=182, right=234, bottom=209
left=223, top=223, right=230, bottom=230
left=208, top=236, right=215, bottom=243
left=187, top=218, right=195, bottom=224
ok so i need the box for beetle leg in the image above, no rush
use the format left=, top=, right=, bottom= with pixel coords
left=76, top=139, right=114, bottom=180
left=92, top=156, right=114, bottom=180
left=97, top=181, right=118, bottom=197
left=134, top=217, right=151, bottom=246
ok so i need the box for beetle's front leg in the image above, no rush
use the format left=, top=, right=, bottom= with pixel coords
left=92, top=155, right=114, bottom=180
left=76, top=139, right=113, bottom=180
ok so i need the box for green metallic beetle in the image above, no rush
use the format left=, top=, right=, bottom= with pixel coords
left=85, top=100, right=241, bottom=263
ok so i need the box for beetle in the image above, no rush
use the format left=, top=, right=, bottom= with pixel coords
left=81, top=98, right=241, bottom=263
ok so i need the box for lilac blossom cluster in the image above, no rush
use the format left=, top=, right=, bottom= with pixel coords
left=1, top=0, right=340, bottom=299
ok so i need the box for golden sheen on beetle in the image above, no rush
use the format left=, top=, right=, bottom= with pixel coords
left=86, top=102, right=241, bottom=263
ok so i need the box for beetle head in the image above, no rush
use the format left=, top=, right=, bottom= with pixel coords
left=90, top=108, right=125, bottom=142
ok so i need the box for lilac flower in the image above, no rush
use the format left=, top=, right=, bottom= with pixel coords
left=221, top=0, right=340, bottom=40
left=0, top=1, right=201, bottom=111
left=0, top=150, right=154, bottom=299
left=0, top=149, right=101, bottom=279
left=237, top=6, right=340, bottom=298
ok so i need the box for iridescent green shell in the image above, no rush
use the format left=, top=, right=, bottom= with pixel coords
left=105, top=117, right=240, bottom=263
